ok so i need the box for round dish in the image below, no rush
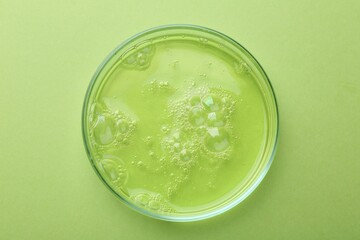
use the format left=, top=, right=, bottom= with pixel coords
left=82, top=24, right=278, bottom=222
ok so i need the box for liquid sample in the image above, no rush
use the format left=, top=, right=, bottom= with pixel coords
left=85, top=34, right=269, bottom=217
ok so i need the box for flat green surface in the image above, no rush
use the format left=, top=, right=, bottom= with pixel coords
left=1, top=0, right=359, bottom=239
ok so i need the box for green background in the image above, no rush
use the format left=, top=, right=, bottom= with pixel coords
left=1, top=0, right=359, bottom=239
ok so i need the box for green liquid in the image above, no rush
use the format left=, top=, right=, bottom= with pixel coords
left=86, top=36, right=267, bottom=215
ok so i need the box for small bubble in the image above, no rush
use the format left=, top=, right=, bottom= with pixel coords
left=199, top=73, right=207, bottom=78
left=144, top=136, right=153, bottom=146
left=208, top=181, right=216, bottom=189
left=199, top=37, right=208, bottom=44
left=159, top=81, right=169, bottom=87
left=123, top=138, right=130, bottom=145
left=137, top=161, right=144, bottom=168
left=161, top=126, right=169, bottom=132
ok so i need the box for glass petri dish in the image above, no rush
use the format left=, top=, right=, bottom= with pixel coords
left=82, top=24, right=278, bottom=222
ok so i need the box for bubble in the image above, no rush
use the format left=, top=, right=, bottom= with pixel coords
left=180, top=149, right=191, bottom=162
left=89, top=102, right=104, bottom=125
left=122, top=45, right=155, bottom=70
left=93, top=114, right=116, bottom=145
left=234, top=61, right=251, bottom=74
left=116, top=119, right=129, bottom=134
left=207, top=181, right=216, bottom=189
left=132, top=191, right=174, bottom=213
left=207, top=112, right=225, bottom=127
left=222, top=97, right=229, bottom=104
left=196, top=125, right=207, bottom=135
left=166, top=189, right=174, bottom=199
left=199, top=73, right=207, bottom=78
left=199, top=37, right=208, bottom=44
left=138, top=58, right=146, bottom=66
left=148, top=200, right=160, bottom=210
left=161, top=126, right=169, bottom=133
left=159, top=81, right=169, bottom=87
left=189, top=106, right=206, bottom=126
left=205, top=127, right=230, bottom=152
left=173, top=131, right=181, bottom=140
left=98, top=158, right=128, bottom=185
left=137, top=161, right=144, bottom=168
left=122, top=137, right=129, bottom=145
left=135, top=193, right=150, bottom=206
left=118, top=172, right=126, bottom=179
left=98, top=160, right=117, bottom=181
left=125, top=55, right=136, bottom=65
left=173, top=142, right=181, bottom=152
left=207, top=112, right=216, bottom=120
left=142, top=46, right=152, bottom=54
left=190, top=96, right=201, bottom=106
left=202, top=95, right=221, bottom=112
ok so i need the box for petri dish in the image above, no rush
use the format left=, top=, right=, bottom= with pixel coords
left=82, top=24, right=278, bottom=222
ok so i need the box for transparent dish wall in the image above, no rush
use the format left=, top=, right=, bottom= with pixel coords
left=82, top=25, right=278, bottom=222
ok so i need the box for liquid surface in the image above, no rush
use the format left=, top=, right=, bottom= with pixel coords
left=86, top=36, right=267, bottom=216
